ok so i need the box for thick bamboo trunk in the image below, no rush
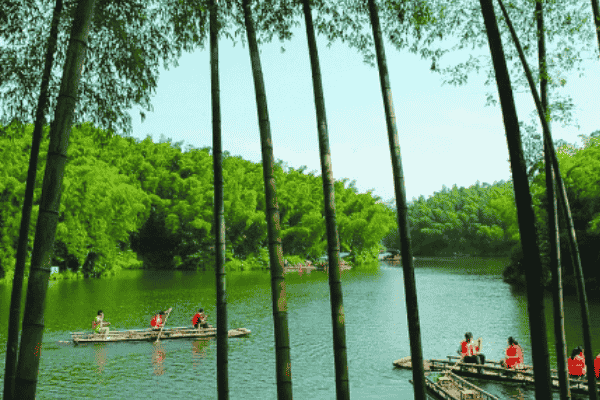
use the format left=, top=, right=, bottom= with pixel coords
left=495, top=1, right=598, bottom=396
left=13, top=0, right=96, bottom=398
left=3, top=1, right=64, bottom=399
left=210, top=1, right=228, bottom=399
left=241, top=1, right=293, bottom=398
left=535, top=1, right=570, bottom=398
left=479, top=0, right=553, bottom=398
left=590, top=0, right=600, bottom=53
left=301, top=1, right=350, bottom=399
left=367, top=0, right=427, bottom=398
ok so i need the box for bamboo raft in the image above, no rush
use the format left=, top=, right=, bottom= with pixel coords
left=70, top=325, right=250, bottom=344
left=412, top=371, right=499, bottom=400
left=395, top=356, right=598, bottom=395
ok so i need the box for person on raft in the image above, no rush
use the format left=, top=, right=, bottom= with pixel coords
left=151, top=311, right=166, bottom=330
left=568, top=346, right=586, bottom=377
left=459, top=332, right=486, bottom=366
left=501, top=336, right=524, bottom=369
left=93, top=310, right=110, bottom=335
left=192, top=308, right=209, bottom=329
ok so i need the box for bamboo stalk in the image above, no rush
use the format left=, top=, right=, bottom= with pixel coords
left=301, top=1, right=350, bottom=398
left=367, top=0, right=427, bottom=398
left=534, top=0, right=571, bottom=397
left=241, top=1, right=292, bottom=398
left=590, top=0, right=600, bottom=53
left=13, top=1, right=97, bottom=398
left=478, top=0, right=553, bottom=397
left=495, top=1, right=598, bottom=397
left=210, top=0, right=228, bottom=398
left=3, top=2, right=64, bottom=399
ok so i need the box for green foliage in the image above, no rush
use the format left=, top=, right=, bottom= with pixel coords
left=384, top=180, right=519, bottom=256
left=506, top=131, right=600, bottom=293
left=0, top=0, right=208, bottom=133
left=0, top=123, right=391, bottom=279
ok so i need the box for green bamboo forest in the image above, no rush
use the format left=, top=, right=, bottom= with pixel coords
left=0, top=122, right=398, bottom=279
left=1, top=123, right=599, bottom=293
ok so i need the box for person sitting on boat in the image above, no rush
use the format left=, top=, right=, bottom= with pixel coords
left=151, top=311, right=166, bottom=330
left=595, top=353, right=600, bottom=378
left=192, top=308, right=209, bottom=329
left=459, top=332, right=485, bottom=365
left=501, top=336, right=524, bottom=369
left=568, top=346, right=586, bottom=377
left=92, top=310, right=110, bottom=335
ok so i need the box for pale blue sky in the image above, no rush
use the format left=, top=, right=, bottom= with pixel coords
left=128, top=26, right=600, bottom=202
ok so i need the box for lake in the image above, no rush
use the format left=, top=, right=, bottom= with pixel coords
left=1, top=257, right=599, bottom=399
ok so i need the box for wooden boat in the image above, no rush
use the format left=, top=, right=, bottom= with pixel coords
left=411, top=371, right=499, bottom=400
left=70, top=325, right=250, bottom=344
left=395, top=356, right=599, bottom=395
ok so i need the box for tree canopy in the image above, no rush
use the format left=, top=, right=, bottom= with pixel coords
left=0, top=122, right=395, bottom=279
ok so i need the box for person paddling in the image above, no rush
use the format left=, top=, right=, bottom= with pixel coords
left=93, top=310, right=110, bottom=335
left=151, top=311, right=166, bottom=331
left=192, top=308, right=209, bottom=329
left=568, top=346, right=586, bottom=377
left=501, top=336, right=524, bottom=369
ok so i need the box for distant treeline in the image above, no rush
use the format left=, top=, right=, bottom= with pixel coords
left=382, top=180, right=518, bottom=256
left=383, top=131, right=600, bottom=294
left=0, top=123, right=395, bottom=280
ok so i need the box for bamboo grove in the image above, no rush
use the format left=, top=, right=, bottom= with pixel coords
left=2, top=0, right=600, bottom=399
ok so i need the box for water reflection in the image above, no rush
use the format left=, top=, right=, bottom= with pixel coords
left=151, top=343, right=166, bottom=376
left=192, top=338, right=210, bottom=369
left=93, top=343, right=107, bottom=374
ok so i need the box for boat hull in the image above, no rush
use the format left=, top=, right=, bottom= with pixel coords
left=396, top=356, right=598, bottom=395
left=71, top=326, right=250, bottom=344
left=411, top=371, right=499, bottom=400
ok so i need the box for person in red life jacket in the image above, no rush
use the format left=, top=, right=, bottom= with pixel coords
left=501, top=336, right=524, bottom=369
left=568, top=346, right=586, bottom=377
left=192, top=308, right=209, bottom=329
left=459, top=332, right=486, bottom=366
left=151, top=311, right=166, bottom=330
left=595, top=353, right=600, bottom=378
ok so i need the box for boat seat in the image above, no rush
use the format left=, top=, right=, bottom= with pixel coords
left=460, top=389, right=481, bottom=399
left=437, top=376, right=452, bottom=388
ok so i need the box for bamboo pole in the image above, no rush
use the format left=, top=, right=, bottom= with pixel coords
left=478, top=0, right=553, bottom=397
left=241, top=1, right=293, bottom=398
left=13, top=0, right=97, bottom=398
left=495, top=1, right=598, bottom=396
left=3, top=1, right=64, bottom=399
left=210, top=0, right=229, bottom=398
left=367, top=0, right=427, bottom=398
left=590, top=0, right=600, bottom=53
left=534, top=1, right=571, bottom=397
left=301, top=1, right=350, bottom=398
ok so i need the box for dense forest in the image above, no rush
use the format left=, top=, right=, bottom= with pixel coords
left=383, top=179, right=518, bottom=256
left=0, top=122, right=396, bottom=281
left=381, top=131, right=600, bottom=293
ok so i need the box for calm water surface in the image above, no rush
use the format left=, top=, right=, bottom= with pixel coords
left=1, top=258, right=599, bottom=399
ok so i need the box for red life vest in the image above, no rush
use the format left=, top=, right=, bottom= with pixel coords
left=568, top=354, right=586, bottom=376
left=461, top=340, right=479, bottom=357
left=505, top=345, right=524, bottom=368
left=192, top=313, right=201, bottom=325
left=192, top=312, right=206, bottom=325
left=151, top=315, right=163, bottom=328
